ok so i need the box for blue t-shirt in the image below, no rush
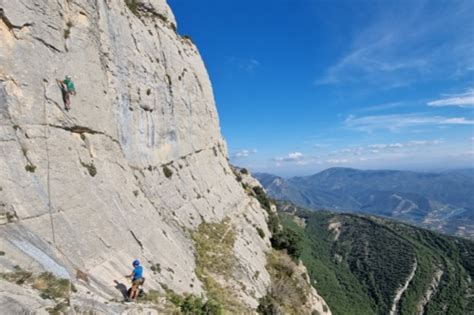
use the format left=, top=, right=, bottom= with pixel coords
left=133, top=266, right=143, bottom=280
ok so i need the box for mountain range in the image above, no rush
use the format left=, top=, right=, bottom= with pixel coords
left=255, top=168, right=474, bottom=239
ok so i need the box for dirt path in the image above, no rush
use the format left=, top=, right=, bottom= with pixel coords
left=389, top=259, right=417, bottom=315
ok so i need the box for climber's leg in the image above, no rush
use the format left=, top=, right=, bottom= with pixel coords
left=65, top=91, right=71, bottom=110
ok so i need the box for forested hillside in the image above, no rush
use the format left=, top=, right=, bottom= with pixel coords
left=276, top=201, right=474, bottom=315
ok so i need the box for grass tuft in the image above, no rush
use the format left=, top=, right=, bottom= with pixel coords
left=125, top=0, right=140, bottom=16
left=150, top=262, right=161, bottom=274
left=1, top=268, right=71, bottom=307
left=193, top=219, right=250, bottom=313
left=0, top=266, right=32, bottom=285
left=81, top=161, right=97, bottom=177
left=33, top=272, right=71, bottom=300
left=261, top=251, right=309, bottom=315
left=25, top=164, right=36, bottom=173
left=163, top=165, right=173, bottom=178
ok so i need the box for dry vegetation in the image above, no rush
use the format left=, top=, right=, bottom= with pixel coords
left=192, top=219, right=251, bottom=314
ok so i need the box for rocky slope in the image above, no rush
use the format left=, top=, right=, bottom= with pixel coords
left=0, top=0, right=329, bottom=313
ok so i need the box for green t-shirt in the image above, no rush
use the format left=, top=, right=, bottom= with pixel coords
left=64, top=79, right=76, bottom=92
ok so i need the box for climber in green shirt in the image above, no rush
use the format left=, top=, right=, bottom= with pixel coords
left=58, top=75, right=76, bottom=111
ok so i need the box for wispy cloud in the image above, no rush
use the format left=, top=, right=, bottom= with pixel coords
left=356, top=102, right=405, bottom=113
left=226, top=57, right=261, bottom=74
left=428, top=88, right=474, bottom=107
left=242, top=58, right=260, bottom=72
left=328, top=140, right=442, bottom=158
left=231, top=149, right=257, bottom=159
left=334, top=147, right=364, bottom=156
left=315, top=1, right=474, bottom=87
left=274, top=152, right=304, bottom=162
left=345, top=114, right=474, bottom=132
left=327, top=158, right=349, bottom=164
left=368, top=140, right=442, bottom=153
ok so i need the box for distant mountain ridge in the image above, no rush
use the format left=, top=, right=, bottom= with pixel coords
left=255, top=167, right=474, bottom=239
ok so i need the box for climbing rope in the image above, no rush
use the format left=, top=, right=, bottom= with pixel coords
left=43, top=80, right=56, bottom=246
left=43, top=80, right=90, bottom=306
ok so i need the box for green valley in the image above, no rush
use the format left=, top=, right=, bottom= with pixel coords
left=276, top=202, right=474, bottom=315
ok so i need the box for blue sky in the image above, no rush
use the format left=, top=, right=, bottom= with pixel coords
left=168, top=0, right=474, bottom=176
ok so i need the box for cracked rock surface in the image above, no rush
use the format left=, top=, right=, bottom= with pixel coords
left=0, top=0, right=329, bottom=313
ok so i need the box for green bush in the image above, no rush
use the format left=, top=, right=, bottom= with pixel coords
left=271, top=228, right=303, bottom=260
left=267, top=212, right=280, bottom=235
left=253, top=186, right=271, bottom=212
left=47, top=301, right=69, bottom=315
left=240, top=168, right=249, bottom=175
left=150, top=263, right=161, bottom=274
left=163, top=165, right=173, bottom=178
left=81, top=162, right=97, bottom=177
left=154, top=285, right=223, bottom=315
left=257, top=295, right=282, bottom=315
left=180, top=295, right=205, bottom=314
left=182, top=35, right=194, bottom=44
left=202, top=297, right=223, bottom=314
left=138, top=289, right=162, bottom=304
left=6, top=212, right=17, bottom=223
left=0, top=265, right=32, bottom=285
left=256, top=227, right=265, bottom=239
left=265, top=251, right=309, bottom=314
left=25, top=164, right=36, bottom=173
left=33, top=272, right=71, bottom=300
left=170, top=23, right=177, bottom=33
left=257, top=295, right=281, bottom=315
left=125, top=0, right=139, bottom=16
left=180, top=295, right=223, bottom=314
left=193, top=220, right=250, bottom=313
left=63, top=21, right=73, bottom=39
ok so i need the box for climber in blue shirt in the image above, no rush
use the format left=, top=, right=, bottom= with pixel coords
left=125, top=259, right=144, bottom=301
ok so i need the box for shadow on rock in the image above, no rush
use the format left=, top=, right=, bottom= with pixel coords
left=114, top=280, right=128, bottom=299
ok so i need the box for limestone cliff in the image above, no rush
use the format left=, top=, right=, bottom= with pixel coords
left=0, top=1, right=329, bottom=313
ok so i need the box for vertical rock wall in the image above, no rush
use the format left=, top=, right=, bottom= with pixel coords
left=0, top=1, right=330, bottom=313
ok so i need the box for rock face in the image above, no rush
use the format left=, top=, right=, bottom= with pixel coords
left=0, top=0, right=329, bottom=313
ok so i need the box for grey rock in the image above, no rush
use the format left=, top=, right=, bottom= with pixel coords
left=0, top=0, right=329, bottom=313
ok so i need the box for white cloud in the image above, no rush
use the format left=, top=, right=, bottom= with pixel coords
left=336, top=147, right=364, bottom=156
left=315, top=1, right=474, bottom=87
left=327, top=158, right=349, bottom=164
left=356, top=102, right=405, bottom=113
left=231, top=149, right=257, bottom=159
left=345, top=114, right=474, bottom=132
left=289, top=152, right=303, bottom=159
left=428, top=88, right=474, bottom=107
left=227, top=57, right=261, bottom=74
left=274, top=152, right=304, bottom=162
left=242, top=59, right=260, bottom=73
left=368, top=140, right=441, bottom=151
left=369, top=143, right=403, bottom=149
left=313, top=144, right=329, bottom=149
